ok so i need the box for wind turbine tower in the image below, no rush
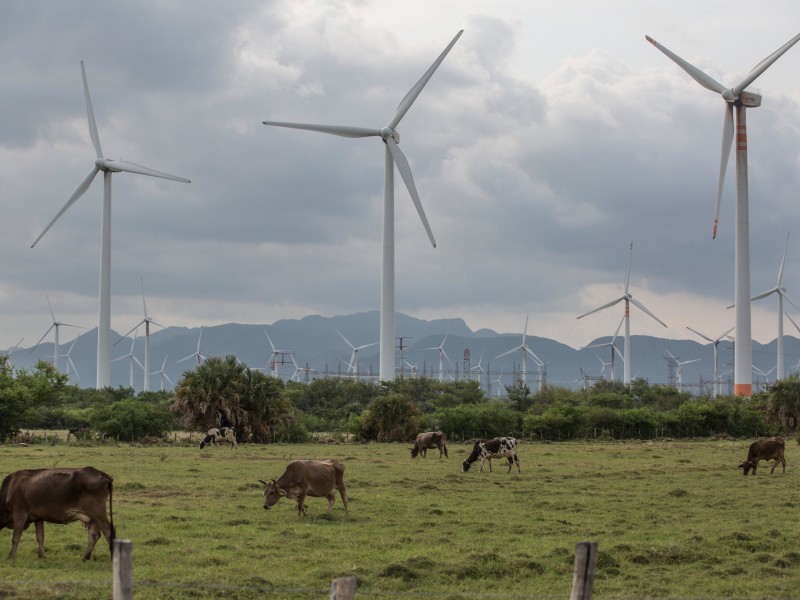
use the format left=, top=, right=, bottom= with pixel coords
left=263, top=31, right=462, bottom=381
left=646, top=33, right=800, bottom=396
left=31, top=62, right=190, bottom=389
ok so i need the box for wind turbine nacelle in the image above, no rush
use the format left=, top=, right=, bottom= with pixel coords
left=738, top=91, right=762, bottom=108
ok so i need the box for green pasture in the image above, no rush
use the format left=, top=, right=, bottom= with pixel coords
left=0, top=439, right=798, bottom=599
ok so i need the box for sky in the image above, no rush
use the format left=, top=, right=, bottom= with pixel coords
left=3, top=0, right=800, bottom=354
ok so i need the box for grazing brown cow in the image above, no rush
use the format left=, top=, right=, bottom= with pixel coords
left=410, top=431, right=448, bottom=458
left=0, top=466, right=115, bottom=560
left=739, top=437, right=786, bottom=475
left=259, top=460, right=348, bottom=516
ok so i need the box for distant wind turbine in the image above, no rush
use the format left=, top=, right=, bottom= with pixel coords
left=750, top=233, right=800, bottom=381
left=30, top=61, right=190, bottom=389
left=686, top=325, right=734, bottom=398
left=2, top=337, right=25, bottom=360
left=32, top=289, right=82, bottom=373
left=581, top=314, right=625, bottom=382
left=423, top=334, right=455, bottom=383
left=118, top=278, right=163, bottom=391
left=152, top=355, right=174, bottom=391
left=336, top=329, right=378, bottom=379
left=496, top=315, right=544, bottom=389
left=665, top=348, right=700, bottom=391
left=177, top=328, right=206, bottom=366
left=61, top=335, right=81, bottom=383
left=577, top=243, right=666, bottom=384
left=263, top=31, right=463, bottom=381
left=112, top=329, right=143, bottom=388
left=646, top=32, right=800, bottom=396
left=263, top=330, right=293, bottom=379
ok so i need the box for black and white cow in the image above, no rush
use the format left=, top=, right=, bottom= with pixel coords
left=462, top=437, right=520, bottom=473
left=199, top=427, right=237, bottom=449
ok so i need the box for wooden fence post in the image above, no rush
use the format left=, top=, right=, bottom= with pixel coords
left=113, top=539, right=133, bottom=600
left=329, top=576, right=357, bottom=600
left=570, top=541, right=598, bottom=600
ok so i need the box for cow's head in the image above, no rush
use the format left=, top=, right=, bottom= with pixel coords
left=739, top=461, right=755, bottom=475
left=410, top=447, right=419, bottom=458
left=258, top=479, right=287, bottom=510
left=462, top=459, right=472, bottom=473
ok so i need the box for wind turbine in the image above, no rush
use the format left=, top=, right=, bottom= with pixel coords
left=336, top=329, right=378, bottom=379
left=30, top=61, right=190, bottom=390
left=177, top=328, right=206, bottom=366
left=32, top=289, right=82, bottom=373
left=646, top=33, right=800, bottom=396
left=581, top=314, right=625, bottom=382
left=496, top=315, right=544, bottom=389
left=112, top=328, right=143, bottom=388
left=263, top=31, right=463, bottom=381
left=118, top=278, right=163, bottom=392
left=60, top=335, right=81, bottom=383
left=665, top=349, right=700, bottom=391
left=2, top=338, right=25, bottom=360
left=152, top=355, right=174, bottom=391
left=686, top=325, right=735, bottom=398
left=423, top=334, right=455, bottom=383
left=750, top=233, right=800, bottom=381
left=577, top=243, right=666, bottom=384
left=263, top=330, right=293, bottom=379
left=594, top=354, right=611, bottom=379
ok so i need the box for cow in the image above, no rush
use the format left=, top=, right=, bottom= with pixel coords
left=739, top=437, right=786, bottom=475
left=199, top=427, right=237, bottom=449
left=259, top=459, right=348, bottom=516
left=410, top=431, right=448, bottom=459
left=0, top=466, right=115, bottom=560
left=462, top=437, right=520, bottom=473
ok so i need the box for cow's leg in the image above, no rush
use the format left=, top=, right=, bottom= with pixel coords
left=35, top=521, right=46, bottom=558
left=514, top=454, right=520, bottom=473
left=442, top=444, right=449, bottom=458
left=9, top=515, right=28, bottom=559
left=337, top=482, right=349, bottom=514
left=83, top=522, right=101, bottom=560
left=297, top=494, right=308, bottom=516
left=479, top=457, right=485, bottom=473
left=326, top=493, right=336, bottom=512
left=421, top=447, right=427, bottom=458
left=506, top=456, right=514, bottom=473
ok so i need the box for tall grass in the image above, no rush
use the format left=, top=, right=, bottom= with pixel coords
left=0, top=439, right=798, bottom=599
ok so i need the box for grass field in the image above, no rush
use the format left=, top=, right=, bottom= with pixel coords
left=0, top=438, right=799, bottom=599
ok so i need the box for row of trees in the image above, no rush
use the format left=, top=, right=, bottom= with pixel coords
left=2, top=353, right=799, bottom=443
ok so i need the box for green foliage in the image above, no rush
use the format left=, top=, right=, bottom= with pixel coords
left=0, top=356, right=69, bottom=441
left=431, top=401, right=522, bottom=439
left=766, top=374, right=800, bottom=433
left=505, top=380, right=532, bottom=411
left=90, top=398, right=175, bottom=440
left=358, top=393, right=419, bottom=442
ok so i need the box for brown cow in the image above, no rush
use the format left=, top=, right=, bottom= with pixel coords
left=739, top=437, right=786, bottom=475
left=259, top=460, right=348, bottom=516
left=0, top=466, right=115, bottom=560
left=410, top=431, right=448, bottom=458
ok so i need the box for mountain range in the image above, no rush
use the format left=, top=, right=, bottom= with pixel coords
left=3, top=311, right=796, bottom=395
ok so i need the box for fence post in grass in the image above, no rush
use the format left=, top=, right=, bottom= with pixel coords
left=570, top=541, right=597, bottom=600
left=330, top=576, right=357, bottom=600
left=113, top=539, right=133, bottom=600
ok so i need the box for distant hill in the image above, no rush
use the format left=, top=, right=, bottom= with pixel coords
left=4, top=310, right=796, bottom=395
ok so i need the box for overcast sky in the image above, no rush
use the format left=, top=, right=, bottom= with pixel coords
left=3, top=0, right=800, bottom=354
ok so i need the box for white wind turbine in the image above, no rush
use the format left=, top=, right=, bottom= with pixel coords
left=594, top=354, right=611, bottom=379
left=496, top=315, right=544, bottom=388
left=581, top=314, right=625, bottom=382
left=686, top=325, right=735, bottom=398
left=423, top=334, right=455, bottom=383
left=2, top=338, right=25, bottom=360
left=32, top=289, right=82, bottom=373
left=30, top=61, right=190, bottom=390
left=263, top=31, right=463, bottom=382
left=177, top=328, right=206, bottom=366
left=112, top=329, right=143, bottom=388
left=60, top=335, right=81, bottom=383
left=665, top=349, right=700, bottom=391
left=646, top=33, right=800, bottom=396
left=118, top=279, right=163, bottom=392
left=750, top=233, right=800, bottom=381
left=577, top=243, right=666, bottom=384
left=152, top=355, right=174, bottom=391
left=336, top=329, right=378, bottom=379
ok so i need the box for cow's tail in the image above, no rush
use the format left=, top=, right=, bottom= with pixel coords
left=106, top=474, right=116, bottom=555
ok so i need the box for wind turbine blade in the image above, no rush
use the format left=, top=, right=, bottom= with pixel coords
left=781, top=291, right=800, bottom=313
left=176, top=354, right=194, bottom=364
left=262, top=121, right=382, bottom=138
left=777, top=233, right=790, bottom=285
left=31, top=166, right=100, bottom=248
left=524, top=346, right=544, bottom=366
left=683, top=359, right=701, bottom=366
left=665, top=348, right=677, bottom=360
left=630, top=298, right=667, bottom=327
left=624, top=242, right=633, bottom=293
left=116, top=320, right=146, bottom=344
left=133, top=356, right=144, bottom=370
left=385, top=137, right=436, bottom=248
left=164, top=373, right=174, bottom=386
left=576, top=297, right=624, bottom=319
left=336, top=329, right=355, bottom=349
left=645, top=36, right=726, bottom=94
left=101, top=159, right=190, bottom=183
left=687, top=326, right=713, bottom=343
left=356, top=342, right=380, bottom=351
left=786, top=312, right=800, bottom=333
left=731, top=32, right=800, bottom=97
left=751, top=288, right=776, bottom=302
left=612, top=314, right=625, bottom=339
left=33, top=324, right=56, bottom=349
left=495, top=345, right=522, bottom=360
left=141, top=277, right=149, bottom=317
left=44, top=289, right=56, bottom=321
left=81, top=61, right=103, bottom=158
left=713, top=104, right=733, bottom=239
left=389, top=30, right=463, bottom=130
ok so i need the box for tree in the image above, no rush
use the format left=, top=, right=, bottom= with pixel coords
left=766, top=375, right=800, bottom=433
left=359, top=393, right=419, bottom=442
left=0, top=356, right=69, bottom=441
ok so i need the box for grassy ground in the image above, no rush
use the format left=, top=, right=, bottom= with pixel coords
left=0, top=438, right=798, bottom=599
